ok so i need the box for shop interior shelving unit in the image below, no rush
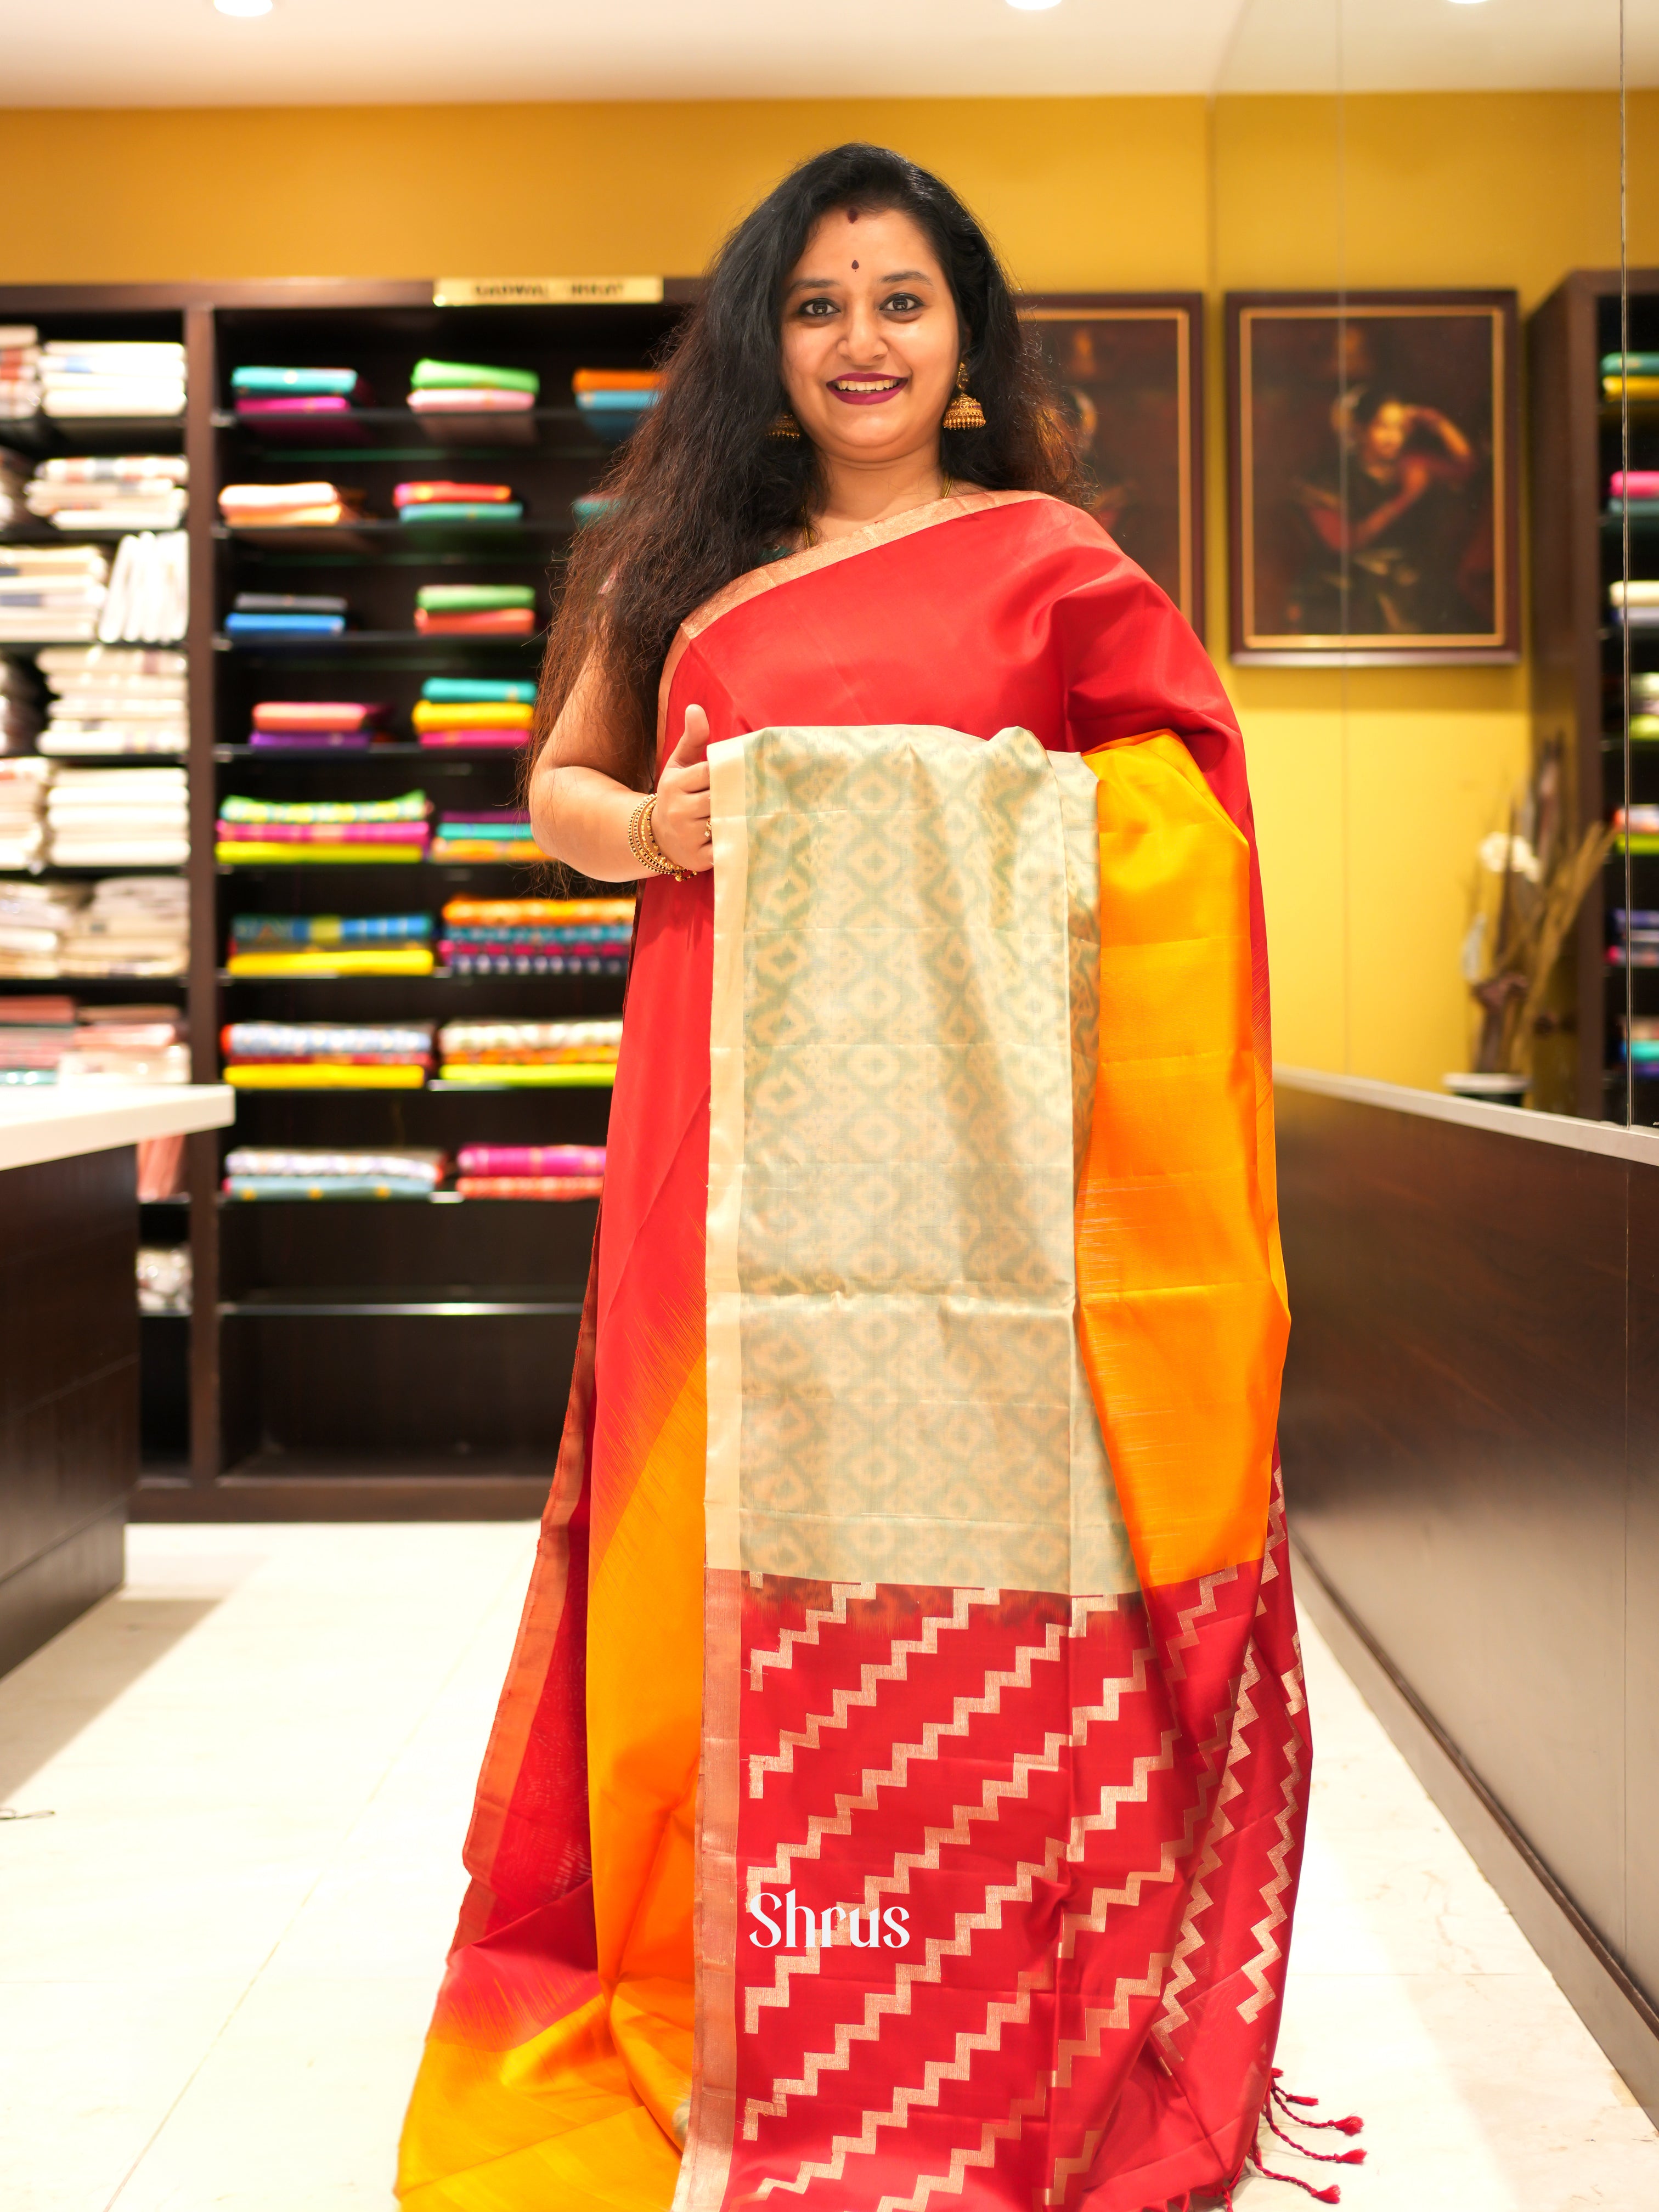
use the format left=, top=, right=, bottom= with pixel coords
left=1, top=280, right=696, bottom=1516
left=1, top=279, right=1185, bottom=1519
left=1530, top=267, right=1659, bottom=1122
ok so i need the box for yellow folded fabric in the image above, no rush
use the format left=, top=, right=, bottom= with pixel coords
left=226, top=948, right=436, bottom=976
left=225, top=1064, right=427, bottom=1088
left=436, top=1063, right=617, bottom=1086
left=217, top=843, right=427, bottom=865
left=412, top=701, right=534, bottom=731
left=1604, top=375, right=1659, bottom=400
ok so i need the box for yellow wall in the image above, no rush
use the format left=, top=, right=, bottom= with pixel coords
left=2, top=91, right=1654, bottom=1090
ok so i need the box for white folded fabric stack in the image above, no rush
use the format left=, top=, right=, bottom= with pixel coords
left=38, top=645, right=187, bottom=756
left=138, top=1243, right=193, bottom=1311
left=0, top=879, right=88, bottom=974
left=0, top=545, right=109, bottom=641
left=40, top=340, right=185, bottom=420
left=1, top=656, right=42, bottom=755
left=60, top=1005, right=190, bottom=1087
left=26, top=454, right=188, bottom=532
left=0, top=447, right=28, bottom=526
left=59, top=874, right=189, bottom=977
left=46, top=766, right=189, bottom=866
left=0, top=757, right=52, bottom=868
left=0, top=329, right=41, bottom=421
left=97, top=531, right=187, bottom=643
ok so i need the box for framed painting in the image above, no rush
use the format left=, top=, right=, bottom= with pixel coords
left=1226, top=290, right=1520, bottom=664
left=1020, top=294, right=1205, bottom=636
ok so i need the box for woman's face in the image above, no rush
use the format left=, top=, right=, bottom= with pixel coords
left=778, top=206, right=961, bottom=470
left=1363, top=401, right=1410, bottom=465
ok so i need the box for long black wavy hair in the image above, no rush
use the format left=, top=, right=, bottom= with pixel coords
left=537, top=142, right=1086, bottom=785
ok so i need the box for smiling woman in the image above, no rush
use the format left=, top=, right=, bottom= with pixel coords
left=398, top=143, right=1302, bottom=2212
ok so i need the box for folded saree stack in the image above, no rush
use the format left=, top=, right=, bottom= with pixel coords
left=0, top=881, right=84, bottom=974
left=41, top=340, right=184, bottom=419
left=1613, top=803, right=1659, bottom=851
left=216, top=789, right=431, bottom=864
left=0, top=545, right=109, bottom=640
left=572, top=368, right=662, bottom=444
left=0, top=996, right=77, bottom=1083
left=436, top=1016, right=620, bottom=1084
left=231, top=366, right=368, bottom=421
left=46, top=766, right=188, bottom=865
left=438, top=895, right=632, bottom=974
left=59, top=874, right=188, bottom=976
left=221, top=1021, right=435, bottom=1088
left=0, top=757, right=50, bottom=866
left=95, top=531, right=188, bottom=644
left=225, top=592, right=348, bottom=640
left=1622, top=1016, right=1659, bottom=1061
left=223, top=1144, right=447, bottom=1198
left=406, top=359, right=538, bottom=416
left=248, top=699, right=386, bottom=751
left=395, top=481, right=522, bottom=526
left=1609, top=467, right=1659, bottom=516
left=0, top=328, right=41, bottom=420
left=57, top=1005, right=188, bottom=1086
left=413, top=679, right=533, bottom=749
left=39, top=645, right=188, bottom=755
left=1610, top=578, right=1659, bottom=628
left=454, top=1141, right=605, bottom=1200
left=26, top=454, right=188, bottom=532
left=218, top=482, right=368, bottom=529
left=227, top=912, right=433, bottom=976
left=414, top=583, right=535, bottom=636
left=1603, top=349, right=1659, bottom=400
left=428, top=806, right=540, bottom=863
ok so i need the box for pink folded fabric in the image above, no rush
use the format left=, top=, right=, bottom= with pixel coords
left=214, top=821, right=430, bottom=845
left=456, top=1143, right=607, bottom=1177
left=1611, top=470, right=1659, bottom=499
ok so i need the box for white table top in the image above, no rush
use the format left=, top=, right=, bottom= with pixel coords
left=0, top=1083, right=234, bottom=1174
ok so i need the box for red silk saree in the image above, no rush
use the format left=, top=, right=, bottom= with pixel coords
left=398, top=492, right=1304, bottom=2212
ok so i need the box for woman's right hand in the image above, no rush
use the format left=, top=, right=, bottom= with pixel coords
left=652, top=704, right=714, bottom=874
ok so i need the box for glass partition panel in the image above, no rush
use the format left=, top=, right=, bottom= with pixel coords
left=1216, top=0, right=1628, bottom=1116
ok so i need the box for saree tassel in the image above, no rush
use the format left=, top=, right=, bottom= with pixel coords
left=1249, top=2153, right=1344, bottom=2205
left=1271, top=2066, right=1366, bottom=2132
left=1265, top=2106, right=1368, bottom=2164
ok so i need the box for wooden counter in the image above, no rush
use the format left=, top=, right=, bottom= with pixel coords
left=1275, top=1066, right=1659, bottom=2121
left=0, top=1085, right=233, bottom=1677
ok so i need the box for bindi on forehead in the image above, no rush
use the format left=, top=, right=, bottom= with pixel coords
left=851, top=260, right=858, bottom=270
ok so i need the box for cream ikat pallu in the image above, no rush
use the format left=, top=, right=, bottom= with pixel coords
left=679, top=725, right=1303, bottom=2212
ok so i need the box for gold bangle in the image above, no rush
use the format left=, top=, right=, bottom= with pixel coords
left=628, top=795, right=689, bottom=882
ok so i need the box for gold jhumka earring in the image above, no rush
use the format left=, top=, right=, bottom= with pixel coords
left=940, top=360, right=986, bottom=432
left=768, top=410, right=802, bottom=439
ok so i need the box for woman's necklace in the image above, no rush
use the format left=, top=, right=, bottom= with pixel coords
left=800, top=471, right=955, bottom=552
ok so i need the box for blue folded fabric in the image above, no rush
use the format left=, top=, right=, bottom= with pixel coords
left=224, top=611, right=346, bottom=637
left=224, top=1176, right=434, bottom=1199
left=574, top=391, right=659, bottom=414
left=421, top=678, right=535, bottom=704
left=232, top=367, right=360, bottom=397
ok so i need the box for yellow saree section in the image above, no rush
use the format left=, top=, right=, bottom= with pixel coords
left=396, top=726, right=1285, bottom=2212
left=397, top=1334, right=707, bottom=2212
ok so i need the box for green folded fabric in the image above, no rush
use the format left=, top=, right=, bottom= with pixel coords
left=416, top=584, right=536, bottom=612
left=410, top=359, right=540, bottom=397
left=399, top=503, right=524, bottom=525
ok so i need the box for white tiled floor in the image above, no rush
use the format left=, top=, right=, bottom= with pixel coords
left=1, top=1523, right=1655, bottom=2211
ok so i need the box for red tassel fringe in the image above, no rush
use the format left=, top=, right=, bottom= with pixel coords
left=1248, top=2069, right=1366, bottom=2205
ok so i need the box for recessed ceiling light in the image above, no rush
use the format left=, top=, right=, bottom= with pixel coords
left=1446, top=1, right=1492, bottom=8
left=1006, top=0, right=1063, bottom=12
left=215, top=0, right=274, bottom=16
